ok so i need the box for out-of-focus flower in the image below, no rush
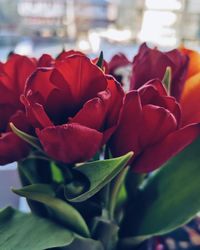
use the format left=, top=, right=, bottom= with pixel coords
left=180, top=47, right=200, bottom=79
left=108, top=53, right=131, bottom=91
left=179, top=48, right=200, bottom=125
left=0, top=54, right=36, bottom=164
left=130, top=43, right=189, bottom=100
left=109, top=79, right=200, bottom=173
left=22, top=52, right=124, bottom=164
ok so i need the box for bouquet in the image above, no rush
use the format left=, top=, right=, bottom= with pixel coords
left=1, top=44, right=200, bottom=250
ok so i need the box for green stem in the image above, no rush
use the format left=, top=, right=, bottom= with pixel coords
left=99, top=145, right=112, bottom=217
left=57, top=163, right=74, bottom=183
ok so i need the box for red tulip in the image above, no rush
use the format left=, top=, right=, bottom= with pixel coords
left=22, top=53, right=124, bottom=164
left=109, top=79, right=200, bottom=173
left=130, top=43, right=189, bottom=101
left=0, top=54, right=36, bottom=164
left=108, top=53, right=131, bottom=89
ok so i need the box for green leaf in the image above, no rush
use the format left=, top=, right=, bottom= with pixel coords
left=17, top=159, right=53, bottom=217
left=162, top=66, right=171, bottom=93
left=109, top=167, right=129, bottom=220
left=96, top=51, right=104, bottom=70
left=10, top=122, right=42, bottom=152
left=0, top=206, right=74, bottom=250
left=18, top=158, right=52, bottom=184
left=12, top=184, right=90, bottom=237
left=65, top=152, right=133, bottom=202
left=128, top=136, right=200, bottom=239
left=51, top=161, right=64, bottom=183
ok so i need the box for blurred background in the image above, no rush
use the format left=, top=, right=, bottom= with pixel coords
left=0, top=0, right=200, bottom=62
left=1, top=0, right=200, bottom=208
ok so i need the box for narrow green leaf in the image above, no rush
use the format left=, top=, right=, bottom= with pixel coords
left=51, top=161, right=64, bottom=183
left=96, top=51, right=104, bottom=70
left=129, top=136, right=200, bottom=239
left=0, top=206, right=74, bottom=250
left=10, top=122, right=43, bottom=152
left=12, top=184, right=90, bottom=237
left=109, top=167, right=129, bottom=220
left=65, top=152, right=133, bottom=202
left=162, top=66, right=171, bottom=93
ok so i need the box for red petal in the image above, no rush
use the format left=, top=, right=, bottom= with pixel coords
left=133, top=123, right=200, bottom=173
left=56, top=50, right=85, bottom=60
left=140, top=104, right=178, bottom=148
left=110, top=91, right=142, bottom=157
left=70, top=96, right=108, bottom=130
left=0, top=132, right=29, bottom=165
left=8, top=110, right=31, bottom=132
left=30, top=103, right=53, bottom=128
left=36, top=123, right=103, bottom=163
left=2, top=54, right=36, bottom=95
left=105, top=76, right=125, bottom=128
left=50, top=55, right=107, bottom=108
left=139, top=79, right=167, bottom=98
left=108, top=53, right=130, bottom=75
left=22, top=96, right=53, bottom=129
left=25, top=68, right=55, bottom=102
left=139, top=80, right=181, bottom=125
left=130, top=43, right=188, bottom=99
left=37, top=54, right=54, bottom=67
left=131, top=43, right=173, bottom=89
left=0, top=104, right=16, bottom=131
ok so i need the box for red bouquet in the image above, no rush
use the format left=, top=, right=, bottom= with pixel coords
left=1, top=44, right=200, bottom=250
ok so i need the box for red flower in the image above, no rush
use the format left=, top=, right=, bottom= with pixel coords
left=130, top=43, right=189, bottom=100
left=108, top=53, right=131, bottom=88
left=22, top=53, right=124, bottom=164
left=109, top=53, right=130, bottom=74
left=0, top=54, right=36, bottom=164
left=109, top=79, right=200, bottom=173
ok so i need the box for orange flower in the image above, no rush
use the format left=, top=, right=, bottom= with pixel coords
left=180, top=47, right=200, bottom=125
left=180, top=47, right=200, bottom=78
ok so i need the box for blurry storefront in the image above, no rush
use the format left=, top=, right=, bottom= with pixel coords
left=17, top=0, right=111, bottom=41
left=0, top=0, right=200, bottom=53
left=17, top=0, right=67, bottom=39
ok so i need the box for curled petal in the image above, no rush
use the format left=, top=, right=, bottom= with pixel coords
left=70, top=96, right=108, bottom=131
left=133, top=123, right=200, bottom=173
left=139, top=80, right=181, bottom=125
left=139, top=79, right=168, bottom=98
left=140, top=104, right=177, bottom=148
left=25, top=68, right=55, bottom=102
left=21, top=96, right=53, bottom=129
left=36, top=123, right=103, bottom=163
